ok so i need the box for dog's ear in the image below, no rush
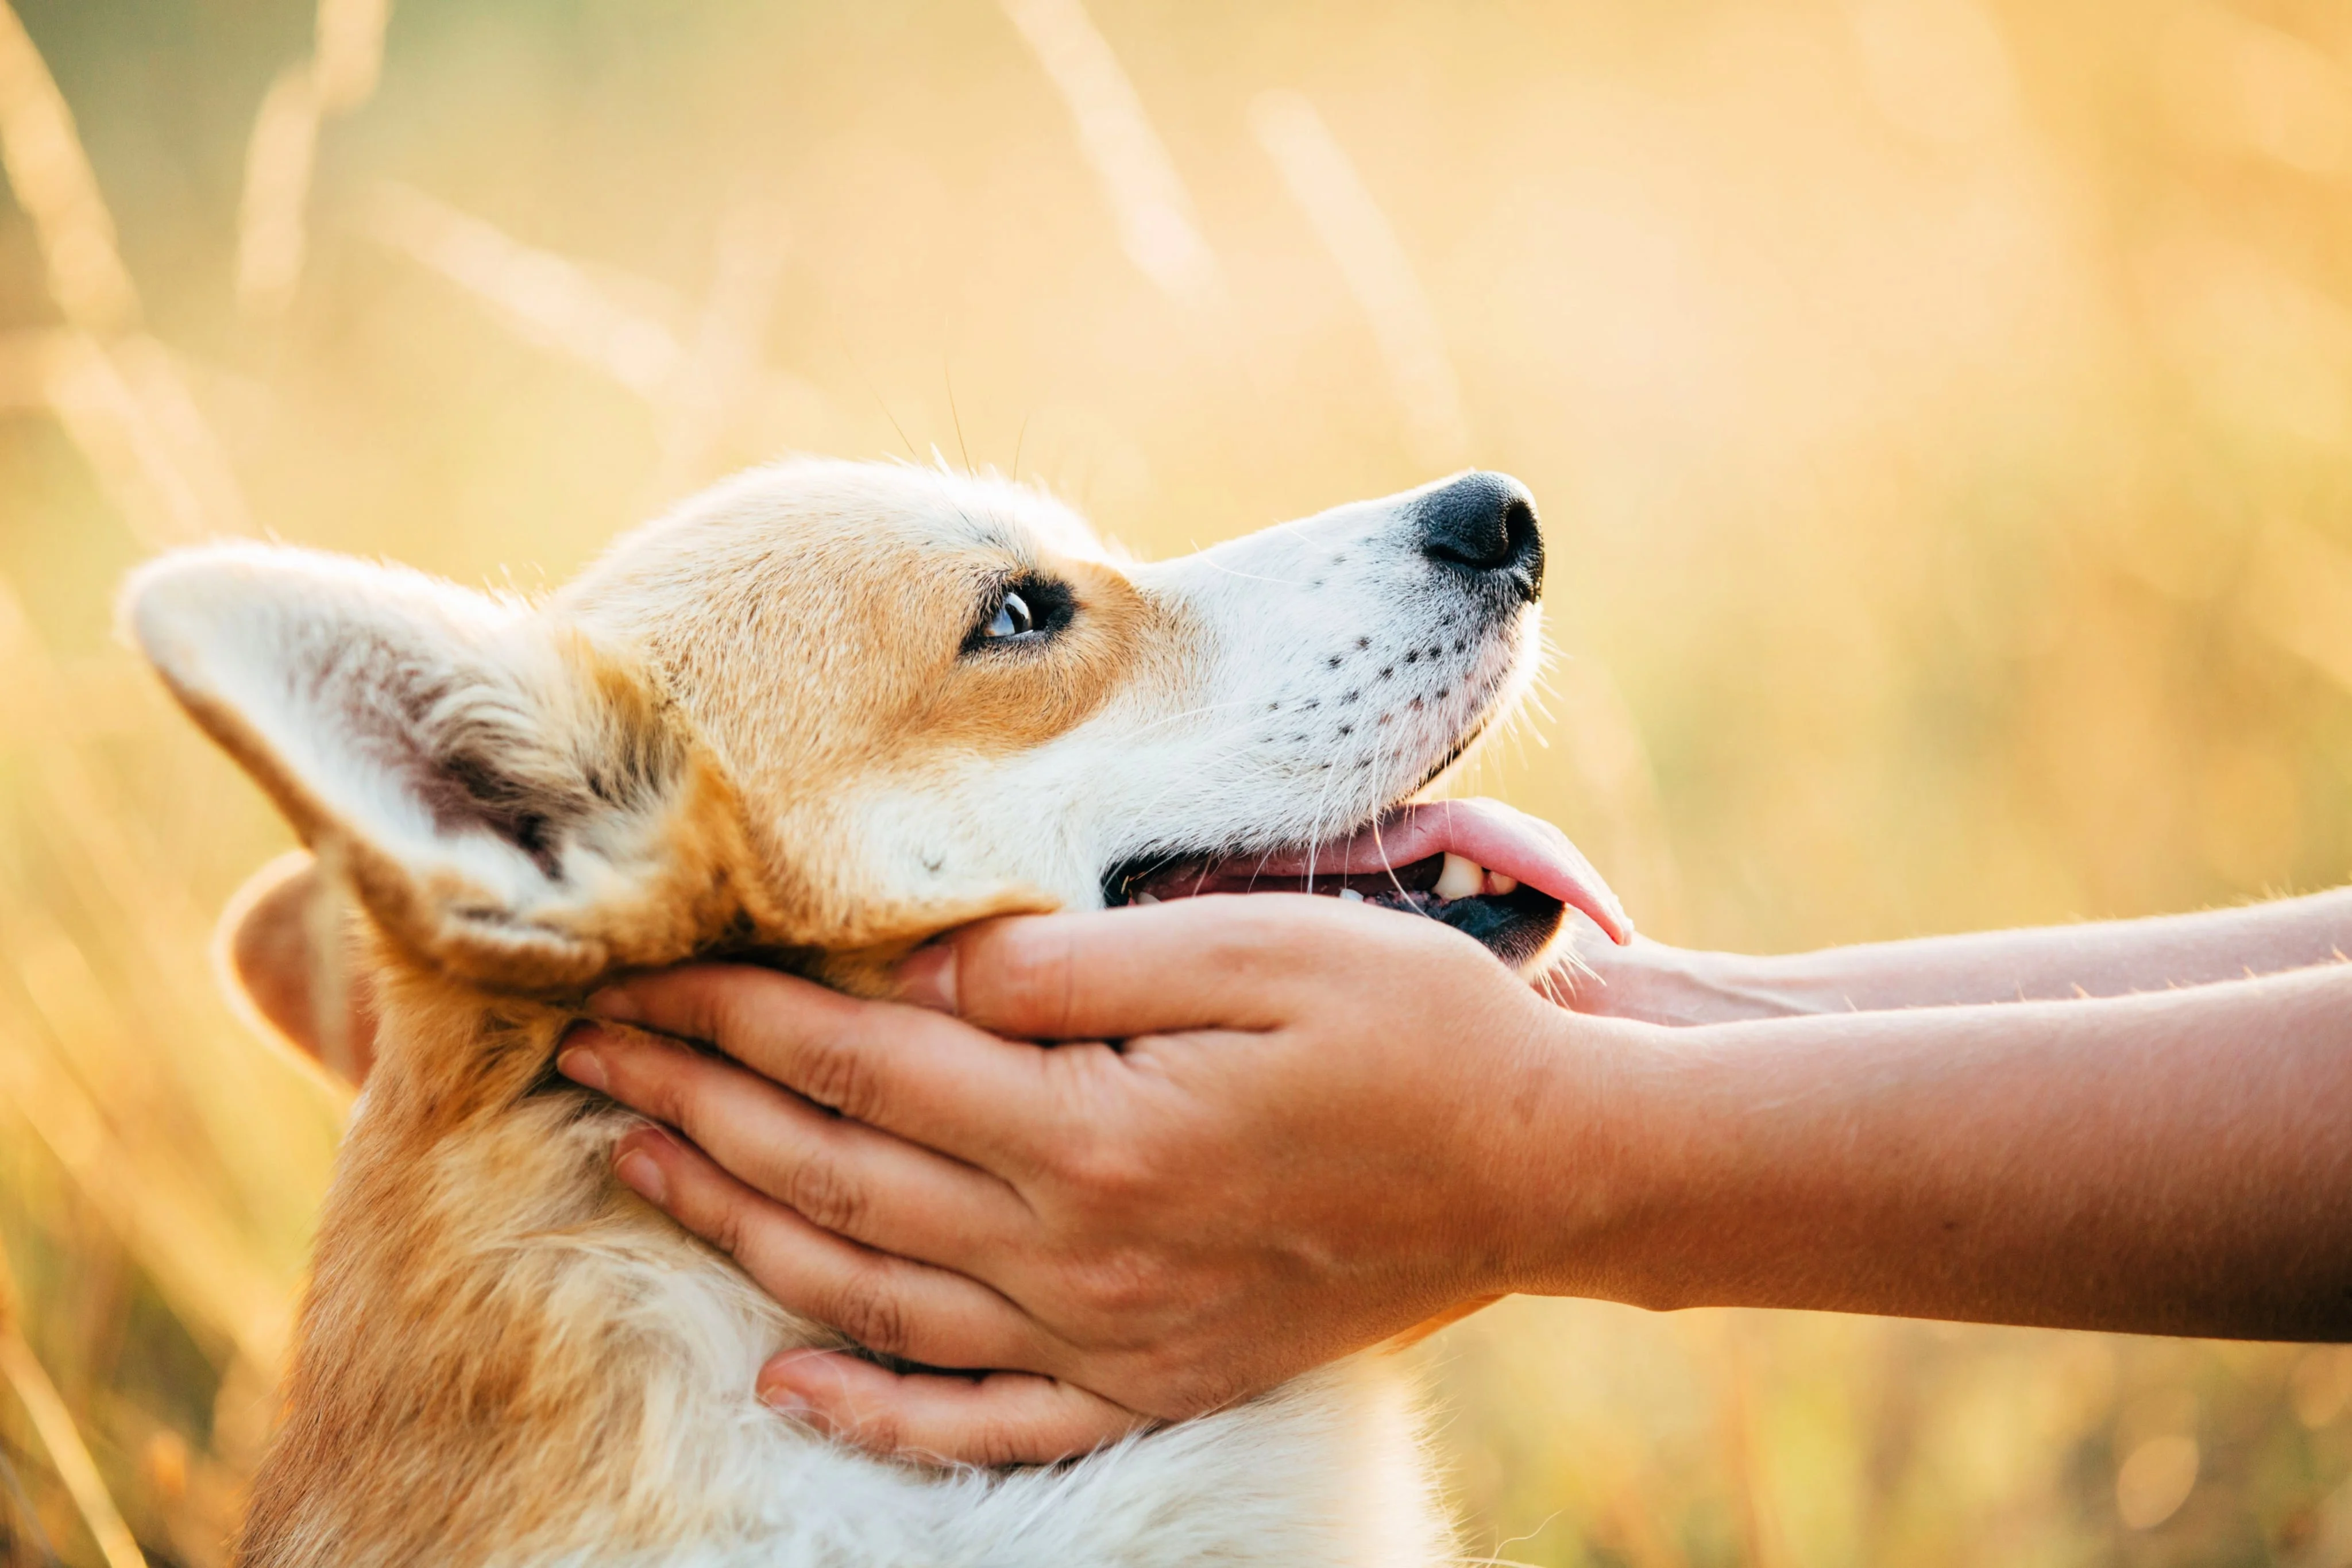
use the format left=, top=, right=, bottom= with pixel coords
left=126, top=544, right=764, bottom=994
left=214, top=851, right=380, bottom=1082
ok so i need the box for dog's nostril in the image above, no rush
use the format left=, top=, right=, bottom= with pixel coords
left=1414, top=472, right=1543, bottom=596
left=1497, top=500, right=1535, bottom=564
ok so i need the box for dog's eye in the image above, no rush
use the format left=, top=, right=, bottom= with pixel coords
left=984, top=590, right=1034, bottom=640
left=963, top=577, right=1072, bottom=654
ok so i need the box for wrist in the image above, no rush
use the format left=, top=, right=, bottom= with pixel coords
left=1486, top=1000, right=1686, bottom=1301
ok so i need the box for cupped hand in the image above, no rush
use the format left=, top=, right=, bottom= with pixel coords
left=556, top=894, right=1620, bottom=1467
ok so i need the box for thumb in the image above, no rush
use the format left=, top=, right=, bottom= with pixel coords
left=891, top=898, right=1335, bottom=1039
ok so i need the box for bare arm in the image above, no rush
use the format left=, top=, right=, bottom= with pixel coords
left=1557, top=886, right=2352, bottom=1025
left=561, top=896, right=2352, bottom=1466
left=1540, top=960, right=2352, bottom=1338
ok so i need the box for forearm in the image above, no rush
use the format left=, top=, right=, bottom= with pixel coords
left=1562, top=886, right=2352, bottom=1024
left=1528, top=961, right=2352, bottom=1339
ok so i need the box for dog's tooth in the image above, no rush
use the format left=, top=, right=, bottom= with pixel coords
left=1338, top=887, right=1365, bottom=903
left=1486, top=871, right=1519, bottom=896
left=1133, top=891, right=1163, bottom=905
left=1433, top=852, right=1484, bottom=901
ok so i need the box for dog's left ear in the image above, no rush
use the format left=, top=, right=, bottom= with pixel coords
left=125, top=544, right=766, bottom=993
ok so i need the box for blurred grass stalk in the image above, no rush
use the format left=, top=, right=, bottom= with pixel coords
left=360, top=179, right=828, bottom=503
left=0, top=5, right=343, bottom=1560
left=236, top=0, right=391, bottom=318
left=998, top=0, right=1219, bottom=305
left=0, top=1, right=246, bottom=547
left=1250, top=89, right=1470, bottom=473
left=0, top=1245, right=145, bottom=1568
left=0, top=561, right=326, bottom=1558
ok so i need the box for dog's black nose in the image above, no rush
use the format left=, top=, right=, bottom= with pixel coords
left=1415, top=471, right=1543, bottom=599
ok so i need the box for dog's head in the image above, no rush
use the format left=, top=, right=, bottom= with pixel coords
left=128, top=459, right=1626, bottom=1019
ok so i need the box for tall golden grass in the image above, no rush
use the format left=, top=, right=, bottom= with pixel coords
left=1, top=0, right=2349, bottom=1562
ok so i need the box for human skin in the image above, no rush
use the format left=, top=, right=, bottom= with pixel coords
left=555, top=888, right=2352, bottom=1466
left=1561, top=885, right=2352, bottom=1024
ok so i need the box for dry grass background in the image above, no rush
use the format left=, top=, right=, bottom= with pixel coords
left=0, top=0, right=2349, bottom=1562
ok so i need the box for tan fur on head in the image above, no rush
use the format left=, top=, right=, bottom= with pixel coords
left=132, top=457, right=1546, bottom=1567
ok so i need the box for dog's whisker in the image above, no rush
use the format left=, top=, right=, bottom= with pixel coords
left=1198, top=558, right=1319, bottom=587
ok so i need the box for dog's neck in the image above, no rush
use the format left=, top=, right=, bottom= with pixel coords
left=235, top=968, right=821, bottom=1566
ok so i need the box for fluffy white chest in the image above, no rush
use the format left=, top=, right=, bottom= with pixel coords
left=549, top=1235, right=1450, bottom=1568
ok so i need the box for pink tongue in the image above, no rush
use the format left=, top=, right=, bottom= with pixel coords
left=1249, top=798, right=1634, bottom=944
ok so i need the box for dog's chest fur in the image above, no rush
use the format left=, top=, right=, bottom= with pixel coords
left=234, top=986, right=1451, bottom=1568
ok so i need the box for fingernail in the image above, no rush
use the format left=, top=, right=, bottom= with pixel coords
left=557, top=1041, right=609, bottom=1092
left=615, top=1148, right=667, bottom=1205
left=588, top=987, right=641, bottom=1023
left=893, top=944, right=957, bottom=1013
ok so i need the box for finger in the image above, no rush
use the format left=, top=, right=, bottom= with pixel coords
left=559, top=1025, right=1022, bottom=1270
left=607, top=1123, right=1066, bottom=1377
left=587, top=963, right=1048, bottom=1164
left=757, top=1350, right=1150, bottom=1467
left=898, top=894, right=1355, bottom=1038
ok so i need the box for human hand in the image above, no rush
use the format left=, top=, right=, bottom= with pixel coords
left=557, top=894, right=1631, bottom=1466
left=1538, top=923, right=1794, bottom=1026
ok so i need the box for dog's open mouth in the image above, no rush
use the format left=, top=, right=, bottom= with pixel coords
left=1104, top=797, right=1633, bottom=970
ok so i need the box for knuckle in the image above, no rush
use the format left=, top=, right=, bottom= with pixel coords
left=702, top=987, right=747, bottom=1051
left=969, top=1408, right=1045, bottom=1468
left=1071, top=1250, right=1160, bottom=1318
left=848, top=1403, right=910, bottom=1457
left=781, top=1153, right=868, bottom=1237
left=709, top=980, right=779, bottom=1061
left=993, top=929, right=1076, bottom=1034
left=627, top=1066, right=688, bottom=1130
left=660, top=973, right=726, bottom=1044
left=830, top=1268, right=913, bottom=1358
left=654, top=1062, right=716, bottom=1138
left=1037, top=1059, right=1111, bottom=1151
left=1065, top=1133, right=1152, bottom=1202
left=971, top=1424, right=1025, bottom=1469
left=1046, top=1134, right=1110, bottom=1195
left=702, top=1192, right=752, bottom=1262
left=797, top=1042, right=884, bottom=1123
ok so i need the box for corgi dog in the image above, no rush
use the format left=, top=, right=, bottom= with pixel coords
left=125, top=459, right=1627, bottom=1567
